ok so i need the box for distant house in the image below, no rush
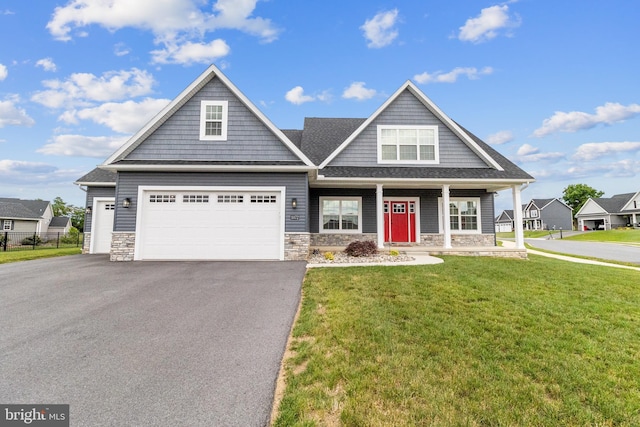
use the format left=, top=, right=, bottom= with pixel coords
left=49, top=216, right=72, bottom=234
left=495, top=209, right=515, bottom=232
left=0, top=198, right=54, bottom=233
left=523, top=198, right=573, bottom=231
left=495, top=198, right=573, bottom=232
left=575, top=192, right=640, bottom=230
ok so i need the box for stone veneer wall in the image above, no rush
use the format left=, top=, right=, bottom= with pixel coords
left=419, top=234, right=495, bottom=247
left=310, top=233, right=378, bottom=247
left=284, top=233, right=310, bottom=261
left=110, top=232, right=136, bottom=261
left=82, top=232, right=91, bottom=254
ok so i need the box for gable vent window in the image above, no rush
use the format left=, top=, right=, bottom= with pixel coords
left=218, top=195, right=243, bottom=203
left=183, top=195, right=209, bottom=203
left=251, top=195, right=277, bottom=204
left=377, top=125, right=439, bottom=164
left=149, top=195, right=176, bottom=203
left=200, top=100, right=228, bottom=141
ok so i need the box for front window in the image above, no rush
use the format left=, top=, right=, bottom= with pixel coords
left=378, top=125, right=439, bottom=164
left=200, top=100, right=228, bottom=140
left=320, top=197, right=362, bottom=233
left=3, top=220, right=11, bottom=230
left=440, top=198, right=481, bottom=233
left=530, top=210, right=538, bottom=218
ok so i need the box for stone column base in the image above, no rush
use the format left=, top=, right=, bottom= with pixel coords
left=110, top=232, right=136, bottom=261
left=284, top=233, right=310, bottom=260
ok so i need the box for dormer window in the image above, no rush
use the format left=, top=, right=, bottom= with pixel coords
left=200, top=100, right=228, bottom=141
left=377, top=125, right=439, bottom=164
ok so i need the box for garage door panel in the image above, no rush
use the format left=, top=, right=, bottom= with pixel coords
left=138, top=190, right=282, bottom=260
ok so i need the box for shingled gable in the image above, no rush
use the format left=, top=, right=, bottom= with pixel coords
left=101, top=64, right=314, bottom=169
left=318, top=80, right=503, bottom=170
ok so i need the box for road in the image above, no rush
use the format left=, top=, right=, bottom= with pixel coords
left=525, top=238, right=640, bottom=264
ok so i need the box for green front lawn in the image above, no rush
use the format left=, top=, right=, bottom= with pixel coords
left=564, top=229, right=640, bottom=244
left=0, top=247, right=82, bottom=264
left=275, top=256, right=640, bottom=426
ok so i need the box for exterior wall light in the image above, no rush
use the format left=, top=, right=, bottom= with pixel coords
left=291, top=198, right=297, bottom=209
left=85, top=206, right=92, bottom=214
left=122, top=198, right=131, bottom=208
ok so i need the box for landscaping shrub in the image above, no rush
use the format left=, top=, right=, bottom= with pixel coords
left=344, top=240, right=378, bottom=257
left=60, top=227, right=80, bottom=244
left=323, top=251, right=334, bottom=261
left=21, top=235, right=42, bottom=246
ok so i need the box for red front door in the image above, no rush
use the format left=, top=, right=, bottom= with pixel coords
left=384, top=201, right=416, bottom=243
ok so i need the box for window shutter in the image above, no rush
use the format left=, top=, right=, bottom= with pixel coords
left=10, top=220, right=14, bottom=230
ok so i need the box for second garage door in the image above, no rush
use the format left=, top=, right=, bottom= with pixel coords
left=137, top=188, right=284, bottom=260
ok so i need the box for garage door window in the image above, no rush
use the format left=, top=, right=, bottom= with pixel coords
left=218, top=195, right=243, bottom=203
left=183, top=195, right=209, bottom=203
left=150, top=195, right=176, bottom=203
left=251, top=195, right=277, bottom=203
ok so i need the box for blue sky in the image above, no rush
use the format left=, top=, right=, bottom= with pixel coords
left=0, top=0, right=638, bottom=211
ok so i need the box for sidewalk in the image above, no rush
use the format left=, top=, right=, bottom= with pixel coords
left=500, top=240, right=640, bottom=272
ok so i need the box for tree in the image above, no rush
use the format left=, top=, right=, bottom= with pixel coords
left=562, top=184, right=605, bottom=218
left=70, top=206, right=86, bottom=232
left=52, top=196, right=72, bottom=217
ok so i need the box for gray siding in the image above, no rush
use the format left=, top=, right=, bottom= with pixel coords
left=541, top=200, right=573, bottom=230
left=126, top=77, right=300, bottom=162
left=114, top=172, right=308, bottom=233
left=329, top=90, right=488, bottom=168
left=84, top=186, right=116, bottom=232
left=310, top=188, right=495, bottom=234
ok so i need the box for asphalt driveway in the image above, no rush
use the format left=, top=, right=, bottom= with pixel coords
left=0, top=255, right=306, bottom=426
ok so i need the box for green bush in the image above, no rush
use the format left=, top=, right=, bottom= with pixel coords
left=344, top=240, right=378, bottom=257
left=21, top=235, right=43, bottom=246
left=60, top=227, right=80, bottom=244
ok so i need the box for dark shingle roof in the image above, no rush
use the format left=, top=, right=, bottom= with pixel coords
left=592, top=194, right=632, bottom=213
left=299, top=118, right=366, bottom=165
left=530, top=198, right=554, bottom=209
left=496, top=210, right=514, bottom=222
left=281, top=129, right=303, bottom=149
left=0, top=199, right=46, bottom=219
left=50, top=216, right=71, bottom=227
left=75, top=168, right=117, bottom=184
left=319, top=165, right=532, bottom=180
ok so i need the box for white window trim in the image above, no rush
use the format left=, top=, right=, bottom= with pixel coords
left=319, top=196, right=363, bottom=234
left=199, top=100, right=228, bottom=141
left=438, top=197, right=482, bottom=234
left=3, top=219, right=12, bottom=230
left=377, top=125, right=439, bottom=165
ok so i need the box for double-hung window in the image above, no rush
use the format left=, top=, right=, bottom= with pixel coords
left=378, top=125, right=439, bottom=164
left=319, top=197, right=362, bottom=233
left=200, top=100, right=228, bottom=140
left=3, top=220, right=12, bottom=231
left=439, top=198, right=481, bottom=233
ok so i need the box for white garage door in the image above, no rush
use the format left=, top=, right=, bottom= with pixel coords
left=137, top=189, right=283, bottom=260
left=91, top=198, right=115, bottom=254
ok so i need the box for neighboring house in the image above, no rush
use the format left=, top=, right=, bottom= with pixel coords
left=495, top=209, right=515, bottom=233
left=0, top=198, right=53, bottom=233
left=575, top=192, right=640, bottom=230
left=75, top=64, right=534, bottom=261
left=49, top=216, right=72, bottom=234
left=523, top=198, right=573, bottom=231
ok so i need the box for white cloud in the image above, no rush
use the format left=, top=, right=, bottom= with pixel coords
left=458, top=5, right=520, bottom=43
left=567, top=160, right=640, bottom=179
left=342, top=82, right=376, bottom=101
left=31, top=68, right=155, bottom=108
left=36, top=58, right=57, bottom=72
left=515, top=143, right=564, bottom=163
left=486, top=130, right=514, bottom=145
left=0, top=96, right=35, bottom=128
left=47, top=0, right=279, bottom=64
left=0, top=63, right=7, bottom=81
left=533, top=102, right=640, bottom=137
left=285, top=86, right=315, bottom=105
left=573, top=141, right=640, bottom=161
left=60, top=98, right=171, bottom=133
left=151, top=39, right=230, bottom=65
left=114, top=43, right=130, bottom=56
left=361, top=9, right=399, bottom=48
left=414, top=66, right=493, bottom=84
left=0, top=160, right=57, bottom=175
left=37, top=134, right=129, bottom=157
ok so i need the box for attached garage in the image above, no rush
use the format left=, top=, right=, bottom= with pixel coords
left=135, top=187, right=285, bottom=260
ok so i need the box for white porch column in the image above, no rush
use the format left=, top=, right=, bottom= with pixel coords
left=633, top=213, right=637, bottom=226
left=512, top=185, right=525, bottom=249
left=442, top=184, right=452, bottom=249
left=376, top=184, right=385, bottom=249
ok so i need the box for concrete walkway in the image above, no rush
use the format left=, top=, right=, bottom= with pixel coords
left=306, top=252, right=444, bottom=268
left=501, top=240, right=640, bottom=272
